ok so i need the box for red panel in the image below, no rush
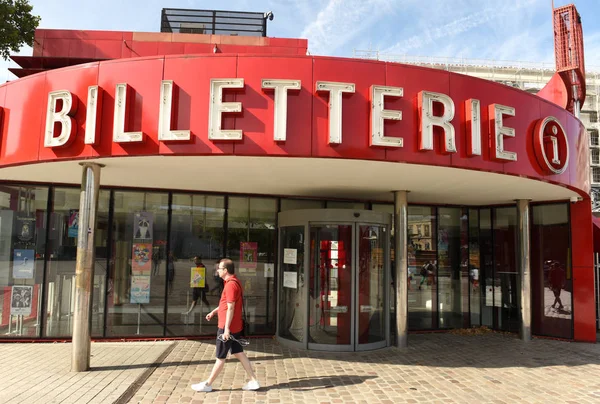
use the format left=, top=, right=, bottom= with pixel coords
left=267, top=38, right=301, bottom=47
left=42, top=39, right=71, bottom=58
left=538, top=103, right=570, bottom=185
left=0, top=74, right=47, bottom=165
left=38, top=64, right=99, bottom=162
left=131, top=41, right=159, bottom=57
left=385, top=64, right=451, bottom=166
left=568, top=115, right=590, bottom=193
left=95, top=57, right=164, bottom=157
left=183, top=43, right=213, bottom=54
left=570, top=198, right=596, bottom=342
left=161, top=55, right=237, bottom=155
left=68, top=39, right=97, bottom=58
left=44, top=30, right=124, bottom=40
left=234, top=56, right=312, bottom=157
left=312, top=58, right=386, bottom=160
left=157, top=42, right=185, bottom=56
left=95, top=40, right=123, bottom=59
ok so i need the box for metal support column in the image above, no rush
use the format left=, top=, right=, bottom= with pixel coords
left=516, top=199, right=531, bottom=342
left=393, top=191, right=409, bottom=348
left=71, top=163, right=103, bottom=372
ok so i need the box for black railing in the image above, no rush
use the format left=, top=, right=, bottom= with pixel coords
left=160, top=8, right=272, bottom=37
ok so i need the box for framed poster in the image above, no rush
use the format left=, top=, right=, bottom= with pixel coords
left=190, top=266, right=206, bottom=288
left=13, top=249, right=35, bottom=279
left=16, top=216, right=35, bottom=242
left=132, top=243, right=152, bottom=275
left=240, top=242, right=258, bottom=269
left=10, top=285, right=33, bottom=316
left=130, top=275, right=150, bottom=304
left=68, top=210, right=79, bottom=238
left=133, top=211, right=153, bottom=241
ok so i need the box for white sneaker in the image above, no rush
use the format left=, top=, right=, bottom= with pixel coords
left=242, top=380, right=260, bottom=391
left=191, top=381, right=212, bottom=392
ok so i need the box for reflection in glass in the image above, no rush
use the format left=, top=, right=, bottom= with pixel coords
left=281, top=199, right=324, bottom=211
left=107, top=191, right=169, bottom=336
left=309, top=225, right=352, bottom=345
left=279, top=226, right=305, bottom=342
left=371, top=204, right=395, bottom=338
left=469, top=209, right=481, bottom=326
left=167, top=194, right=225, bottom=336
left=357, top=225, right=386, bottom=344
left=0, top=186, right=48, bottom=338
left=494, top=207, right=518, bottom=332
left=531, top=203, right=572, bottom=339
left=227, top=197, right=277, bottom=335
left=480, top=209, right=493, bottom=328
left=437, top=207, right=463, bottom=329
left=408, top=206, right=437, bottom=329
left=45, top=188, right=109, bottom=337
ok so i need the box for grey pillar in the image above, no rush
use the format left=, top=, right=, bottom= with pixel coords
left=72, top=163, right=103, bottom=372
left=393, top=191, right=408, bottom=348
left=516, top=199, right=531, bottom=342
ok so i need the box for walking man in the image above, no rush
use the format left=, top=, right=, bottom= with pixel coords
left=191, top=258, right=260, bottom=392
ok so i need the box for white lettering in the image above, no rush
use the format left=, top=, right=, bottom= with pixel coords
left=261, top=79, right=301, bottom=142
left=44, top=90, right=78, bottom=148
left=208, top=78, right=244, bottom=140
left=158, top=80, right=190, bottom=142
left=418, top=91, right=456, bottom=153
left=550, top=127, right=561, bottom=164
left=113, top=83, right=143, bottom=143
left=489, top=104, right=517, bottom=161
left=84, top=86, right=102, bottom=145
left=370, top=85, right=403, bottom=147
left=316, top=81, right=355, bottom=145
left=465, top=99, right=481, bottom=156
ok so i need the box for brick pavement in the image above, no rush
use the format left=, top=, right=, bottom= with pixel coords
left=0, top=341, right=173, bottom=404
left=129, top=333, right=600, bottom=404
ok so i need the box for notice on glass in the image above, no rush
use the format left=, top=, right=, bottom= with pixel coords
left=283, top=271, right=297, bottom=289
left=130, top=275, right=151, bottom=304
left=190, top=266, right=206, bottom=288
left=10, top=285, right=33, bottom=316
left=12, top=249, right=35, bottom=279
left=264, top=263, right=274, bottom=278
left=283, top=248, right=297, bottom=264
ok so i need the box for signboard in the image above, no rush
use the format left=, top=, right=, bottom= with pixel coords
left=68, top=210, right=79, bottom=238
left=10, top=285, right=33, bottom=316
left=132, top=243, right=152, bottom=275
left=12, top=249, right=34, bottom=279
left=130, top=275, right=150, bottom=304
left=190, top=266, right=206, bottom=288
left=240, top=242, right=257, bottom=269
left=283, top=248, right=297, bottom=264
left=133, top=211, right=153, bottom=241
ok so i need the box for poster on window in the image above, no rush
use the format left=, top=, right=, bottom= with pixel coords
left=12, top=249, right=35, bottom=279
left=130, top=275, right=150, bottom=304
left=16, top=216, right=35, bottom=242
left=132, top=243, right=152, bottom=275
left=190, top=266, right=206, bottom=288
left=10, top=285, right=33, bottom=316
left=68, top=210, right=79, bottom=238
left=133, top=211, right=153, bottom=241
left=240, top=242, right=258, bottom=269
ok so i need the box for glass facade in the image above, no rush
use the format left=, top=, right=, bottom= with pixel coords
left=0, top=184, right=575, bottom=340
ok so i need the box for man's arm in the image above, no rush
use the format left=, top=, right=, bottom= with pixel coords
left=223, top=301, right=235, bottom=339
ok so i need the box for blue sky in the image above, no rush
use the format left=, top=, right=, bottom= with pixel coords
left=1, top=0, right=599, bottom=83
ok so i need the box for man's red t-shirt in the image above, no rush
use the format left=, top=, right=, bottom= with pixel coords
left=217, top=275, right=243, bottom=333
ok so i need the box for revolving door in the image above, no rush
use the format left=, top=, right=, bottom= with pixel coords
left=277, top=209, right=392, bottom=351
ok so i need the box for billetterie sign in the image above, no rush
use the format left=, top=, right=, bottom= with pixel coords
left=38, top=78, right=568, bottom=175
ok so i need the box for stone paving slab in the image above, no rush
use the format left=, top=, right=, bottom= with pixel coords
left=128, top=333, right=600, bottom=404
left=0, top=341, right=173, bottom=404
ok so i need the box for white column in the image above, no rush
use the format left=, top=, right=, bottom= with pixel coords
left=516, top=199, right=531, bottom=342
left=393, top=191, right=409, bottom=348
left=71, top=163, right=103, bottom=372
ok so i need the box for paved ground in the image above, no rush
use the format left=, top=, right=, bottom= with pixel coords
left=3, top=333, right=600, bottom=403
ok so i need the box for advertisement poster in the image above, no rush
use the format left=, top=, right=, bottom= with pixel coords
left=132, top=243, right=152, bottom=275
left=240, top=242, right=258, bottom=269
left=10, top=285, right=33, bottom=316
left=12, top=249, right=35, bottom=279
left=68, top=210, right=79, bottom=238
left=16, top=216, right=35, bottom=242
left=130, top=275, right=150, bottom=304
left=283, top=248, right=297, bottom=265
left=190, top=266, right=206, bottom=288
left=133, top=211, right=153, bottom=241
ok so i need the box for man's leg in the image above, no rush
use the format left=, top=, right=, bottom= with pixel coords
left=233, top=352, right=258, bottom=382
left=206, top=358, right=226, bottom=385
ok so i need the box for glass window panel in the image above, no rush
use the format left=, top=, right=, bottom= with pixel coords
left=166, top=194, right=225, bottom=336
left=227, top=197, right=277, bottom=335
left=371, top=204, right=395, bottom=336
left=326, top=201, right=366, bottom=209
left=44, top=187, right=109, bottom=338
left=408, top=206, right=437, bottom=330
left=107, top=191, right=169, bottom=337
left=469, top=209, right=481, bottom=326
left=480, top=209, right=493, bottom=328
left=278, top=226, right=305, bottom=342
left=0, top=186, right=48, bottom=338
left=531, top=203, right=572, bottom=339
left=281, top=199, right=324, bottom=211
left=493, top=207, right=518, bottom=332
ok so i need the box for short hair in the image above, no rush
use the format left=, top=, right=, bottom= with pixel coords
left=220, top=258, right=235, bottom=275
